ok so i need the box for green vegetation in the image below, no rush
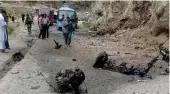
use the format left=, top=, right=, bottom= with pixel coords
left=78, top=21, right=92, bottom=30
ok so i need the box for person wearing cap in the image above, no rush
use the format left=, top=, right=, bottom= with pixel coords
left=0, top=9, right=8, bottom=53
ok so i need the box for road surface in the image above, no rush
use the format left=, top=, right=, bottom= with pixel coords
left=0, top=21, right=168, bottom=94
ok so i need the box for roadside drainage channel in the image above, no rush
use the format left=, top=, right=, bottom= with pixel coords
left=0, top=39, right=36, bottom=79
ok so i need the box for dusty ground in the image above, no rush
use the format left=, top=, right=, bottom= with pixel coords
left=0, top=22, right=167, bottom=94
left=0, top=17, right=37, bottom=78
left=0, top=11, right=168, bottom=94
left=0, top=22, right=169, bottom=94
left=0, top=1, right=168, bottom=94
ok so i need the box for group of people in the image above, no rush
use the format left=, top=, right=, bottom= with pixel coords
left=0, top=9, right=35, bottom=53
left=0, top=10, right=74, bottom=53
left=0, top=9, right=10, bottom=53
left=38, top=14, right=50, bottom=39
left=38, top=13, right=73, bottom=46
left=22, top=13, right=34, bottom=22
left=8, top=12, right=16, bottom=22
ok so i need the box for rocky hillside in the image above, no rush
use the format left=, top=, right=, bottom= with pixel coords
left=85, top=1, right=169, bottom=36
left=81, top=1, right=169, bottom=50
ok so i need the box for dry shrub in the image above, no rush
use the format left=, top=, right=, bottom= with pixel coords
left=7, top=24, right=14, bottom=35
left=7, top=22, right=20, bottom=35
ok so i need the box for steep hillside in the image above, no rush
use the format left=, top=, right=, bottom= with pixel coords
left=86, top=1, right=169, bottom=50
left=86, top=1, right=169, bottom=36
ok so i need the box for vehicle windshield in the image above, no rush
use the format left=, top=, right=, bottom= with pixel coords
left=39, top=8, right=50, bottom=16
left=58, top=10, right=76, bottom=20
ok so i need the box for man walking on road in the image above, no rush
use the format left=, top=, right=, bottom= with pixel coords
left=21, top=13, right=25, bottom=22
left=0, top=9, right=8, bottom=53
left=62, top=16, right=73, bottom=46
left=25, top=14, right=33, bottom=36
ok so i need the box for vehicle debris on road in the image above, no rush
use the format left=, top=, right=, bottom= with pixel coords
left=12, top=52, right=24, bottom=62
left=94, top=51, right=168, bottom=78
left=93, top=51, right=108, bottom=68
left=55, top=67, right=85, bottom=93
left=54, top=39, right=62, bottom=49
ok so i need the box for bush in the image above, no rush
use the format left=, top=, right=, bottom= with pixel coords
left=78, top=21, right=92, bottom=30
left=7, top=22, right=20, bottom=35
left=7, top=24, right=14, bottom=34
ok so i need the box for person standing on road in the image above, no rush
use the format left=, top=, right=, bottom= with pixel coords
left=39, top=14, right=50, bottom=39
left=1, top=10, right=10, bottom=49
left=62, top=16, right=73, bottom=46
left=25, top=14, right=33, bottom=36
left=0, top=10, right=8, bottom=53
left=38, top=14, right=44, bottom=39
left=46, top=18, right=50, bottom=38
left=21, top=13, right=25, bottom=22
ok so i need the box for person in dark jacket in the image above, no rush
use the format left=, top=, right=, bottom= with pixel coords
left=62, top=16, right=73, bottom=46
left=25, top=14, right=33, bottom=35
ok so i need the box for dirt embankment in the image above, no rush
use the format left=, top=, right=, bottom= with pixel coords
left=79, top=1, right=169, bottom=51
left=88, top=1, right=169, bottom=35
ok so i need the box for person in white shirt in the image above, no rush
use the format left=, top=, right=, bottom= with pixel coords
left=39, top=14, right=50, bottom=39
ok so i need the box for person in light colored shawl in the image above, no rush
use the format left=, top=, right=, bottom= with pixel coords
left=1, top=9, right=10, bottom=49
left=0, top=10, right=7, bottom=53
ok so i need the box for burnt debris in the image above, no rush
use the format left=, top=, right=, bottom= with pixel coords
left=12, top=52, right=24, bottom=62
left=93, top=51, right=108, bottom=68
left=94, top=51, right=161, bottom=77
left=72, top=59, right=77, bottom=61
left=55, top=67, right=85, bottom=93
left=54, top=40, right=62, bottom=49
left=160, top=47, right=169, bottom=62
left=165, top=67, right=169, bottom=74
